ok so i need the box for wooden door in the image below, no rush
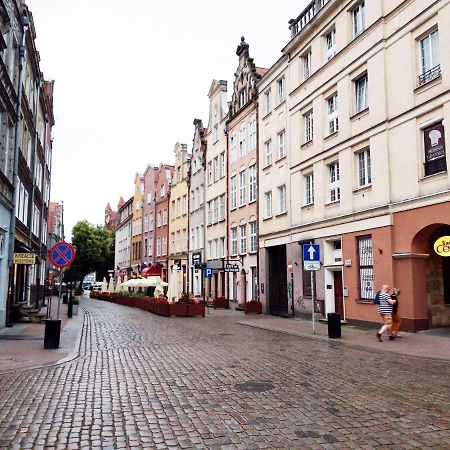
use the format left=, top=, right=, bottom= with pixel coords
left=333, top=271, right=344, bottom=317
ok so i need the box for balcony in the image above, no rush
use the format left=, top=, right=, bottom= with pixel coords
left=289, top=0, right=331, bottom=39
left=419, top=65, right=441, bottom=86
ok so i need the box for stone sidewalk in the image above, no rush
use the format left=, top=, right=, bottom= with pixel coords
left=0, top=295, right=449, bottom=375
left=0, top=296, right=84, bottom=373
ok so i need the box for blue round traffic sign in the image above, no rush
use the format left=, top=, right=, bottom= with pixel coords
left=49, top=242, right=76, bottom=268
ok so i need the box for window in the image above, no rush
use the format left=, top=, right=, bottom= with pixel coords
left=278, top=130, right=286, bottom=159
left=304, top=111, right=313, bottom=143
left=249, top=164, right=257, bottom=203
left=231, top=227, right=238, bottom=255
left=239, top=89, right=247, bottom=108
left=219, top=194, right=225, bottom=221
left=277, top=185, right=287, bottom=214
left=182, top=195, right=187, bottom=215
left=240, top=225, right=247, bottom=254
left=176, top=198, right=181, bottom=217
left=357, top=148, right=371, bottom=187
left=264, top=191, right=272, bottom=219
left=264, top=89, right=271, bottom=115
left=249, top=221, right=257, bottom=253
left=171, top=200, right=175, bottom=219
left=149, top=212, right=154, bottom=230
left=357, top=235, right=373, bottom=300
left=423, top=121, right=447, bottom=176
left=162, top=209, right=167, bottom=225
left=162, top=236, right=167, bottom=256
left=355, top=74, right=368, bottom=113
left=264, top=140, right=272, bottom=167
left=239, top=124, right=247, bottom=157
left=207, top=201, right=213, bottom=225
left=160, top=184, right=165, bottom=197
left=325, top=28, right=336, bottom=60
left=419, top=30, right=440, bottom=85
left=303, top=51, right=312, bottom=80
left=149, top=238, right=153, bottom=256
left=156, top=237, right=161, bottom=257
left=277, top=76, right=285, bottom=104
left=220, top=237, right=225, bottom=257
left=213, top=124, right=219, bottom=142
left=219, top=151, right=225, bottom=178
left=329, top=162, right=340, bottom=202
left=230, top=175, right=237, bottom=209
left=144, top=214, right=149, bottom=232
left=207, top=161, right=213, bottom=185
left=352, top=1, right=365, bottom=38
left=249, top=116, right=257, bottom=149
left=328, top=93, right=339, bottom=134
left=177, top=167, right=182, bottom=182
left=239, top=170, right=246, bottom=206
left=157, top=211, right=162, bottom=227
left=213, top=197, right=219, bottom=223
left=230, top=134, right=237, bottom=163
left=305, top=173, right=314, bottom=205
left=213, top=157, right=219, bottom=182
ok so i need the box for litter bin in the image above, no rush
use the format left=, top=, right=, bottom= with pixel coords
left=44, top=319, right=61, bottom=349
left=327, top=312, right=341, bottom=339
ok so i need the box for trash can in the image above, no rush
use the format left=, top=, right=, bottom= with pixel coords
left=44, top=319, right=61, bottom=349
left=67, top=300, right=73, bottom=318
left=327, top=312, right=341, bottom=339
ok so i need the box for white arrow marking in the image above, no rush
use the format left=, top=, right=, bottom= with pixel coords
left=307, top=245, right=316, bottom=260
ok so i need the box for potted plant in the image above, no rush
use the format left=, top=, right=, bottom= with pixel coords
left=244, top=300, right=262, bottom=314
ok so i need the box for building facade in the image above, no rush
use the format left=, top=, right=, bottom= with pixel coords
left=154, top=163, right=172, bottom=281
left=188, top=119, right=206, bottom=296
left=142, top=165, right=158, bottom=272
left=131, top=174, right=144, bottom=273
left=168, top=143, right=190, bottom=292
left=115, top=196, right=133, bottom=277
left=259, top=0, right=450, bottom=331
left=227, top=38, right=265, bottom=307
left=204, top=80, right=228, bottom=302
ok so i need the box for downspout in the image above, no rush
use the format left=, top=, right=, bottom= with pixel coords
left=255, top=97, right=260, bottom=304
left=6, top=16, right=30, bottom=326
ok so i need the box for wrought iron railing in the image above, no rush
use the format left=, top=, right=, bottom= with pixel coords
left=419, top=64, right=441, bottom=86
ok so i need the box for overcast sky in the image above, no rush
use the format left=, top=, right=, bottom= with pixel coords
left=26, top=0, right=307, bottom=239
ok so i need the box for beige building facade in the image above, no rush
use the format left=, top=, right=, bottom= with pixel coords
left=259, top=0, right=450, bottom=331
left=204, top=80, right=228, bottom=301
left=131, top=174, right=144, bottom=273
left=168, top=143, right=191, bottom=293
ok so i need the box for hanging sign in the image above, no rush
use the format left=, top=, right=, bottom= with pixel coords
left=434, top=236, right=450, bottom=257
left=14, top=253, right=36, bottom=264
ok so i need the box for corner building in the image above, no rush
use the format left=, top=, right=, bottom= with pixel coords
left=259, top=0, right=450, bottom=331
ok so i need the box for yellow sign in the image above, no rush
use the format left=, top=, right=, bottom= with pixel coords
left=434, top=236, right=450, bottom=257
left=13, top=253, right=36, bottom=265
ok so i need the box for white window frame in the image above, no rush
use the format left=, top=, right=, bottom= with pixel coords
left=277, top=130, right=286, bottom=159
left=230, top=134, right=237, bottom=163
left=249, top=221, right=257, bottom=253
left=419, top=29, right=440, bottom=84
left=249, top=164, right=257, bottom=203
left=238, top=170, right=246, bottom=207
left=277, top=185, right=287, bottom=214
left=325, top=28, right=336, bottom=60
left=277, top=76, right=285, bottom=104
left=303, top=50, right=312, bottom=80
left=264, top=139, right=272, bottom=167
left=357, top=148, right=371, bottom=187
left=264, top=191, right=272, bottom=219
left=304, top=111, right=314, bottom=143
left=219, top=151, right=225, bottom=178
left=239, top=224, right=247, bottom=255
left=352, top=1, right=365, bottom=38
left=327, top=93, right=339, bottom=135
left=231, top=227, right=238, bottom=255
left=329, top=161, right=340, bottom=202
left=219, top=194, right=225, bottom=221
left=239, top=124, right=247, bottom=157
left=355, top=74, right=368, bottom=113
left=249, top=116, right=257, bottom=150
left=264, top=89, right=271, bottom=115
left=230, top=175, right=237, bottom=210
left=305, top=173, right=314, bottom=205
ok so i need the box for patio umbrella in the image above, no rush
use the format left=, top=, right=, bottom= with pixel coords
left=121, top=277, right=168, bottom=289
left=115, top=275, right=122, bottom=293
left=167, top=266, right=182, bottom=303
left=101, top=277, right=108, bottom=292
left=107, top=277, right=114, bottom=293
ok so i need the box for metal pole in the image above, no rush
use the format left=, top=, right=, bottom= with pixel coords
left=56, top=268, right=62, bottom=320
left=311, top=270, right=315, bottom=334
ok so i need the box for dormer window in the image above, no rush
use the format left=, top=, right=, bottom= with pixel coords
left=239, top=89, right=247, bottom=108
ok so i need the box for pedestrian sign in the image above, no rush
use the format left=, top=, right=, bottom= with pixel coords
left=303, top=244, right=320, bottom=271
left=204, top=267, right=213, bottom=278
left=49, top=242, right=76, bottom=269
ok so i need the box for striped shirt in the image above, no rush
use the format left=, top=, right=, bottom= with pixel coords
left=378, top=291, right=393, bottom=314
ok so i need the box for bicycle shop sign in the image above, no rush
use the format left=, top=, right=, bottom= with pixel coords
left=434, top=236, right=450, bottom=257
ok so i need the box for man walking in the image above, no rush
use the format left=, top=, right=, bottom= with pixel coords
left=376, top=284, right=396, bottom=342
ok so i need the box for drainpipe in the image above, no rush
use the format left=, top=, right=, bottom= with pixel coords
left=5, top=16, right=30, bottom=327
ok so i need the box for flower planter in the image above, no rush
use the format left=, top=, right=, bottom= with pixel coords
left=213, top=297, right=229, bottom=309
left=188, top=303, right=205, bottom=317
left=170, top=303, right=188, bottom=317
left=244, top=301, right=262, bottom=314
left=72, top=305, right=79, bottom=316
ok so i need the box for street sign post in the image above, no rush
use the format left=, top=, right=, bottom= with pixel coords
left=302, top=243, right=321, bottom=334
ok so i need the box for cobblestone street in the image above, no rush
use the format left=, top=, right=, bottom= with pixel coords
left=0, top=298, right=449, bottom=449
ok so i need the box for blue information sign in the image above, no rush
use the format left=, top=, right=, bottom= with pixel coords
left=303, top=244, right=320, bottom=262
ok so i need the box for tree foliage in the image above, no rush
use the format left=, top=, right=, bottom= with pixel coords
left=63, top=221, right=114, bottom=282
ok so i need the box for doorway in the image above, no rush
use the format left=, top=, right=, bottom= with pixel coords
left=333, top=271, right=343, bottom=317
left=268, top=245, right=288, bottom=316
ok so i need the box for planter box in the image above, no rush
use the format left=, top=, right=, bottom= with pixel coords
left=213, top=297, right=229, bottom=309
left=188, top=303, right=205, bottom=317
left=155, top=302, right=170, bottom=317
left=170, top=303, right=188, bottom=317
left=244, top=301, right=262, bottom=314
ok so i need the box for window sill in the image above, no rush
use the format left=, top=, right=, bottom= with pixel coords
left=324, top=130, right=338, bottom=140
left=356, top=300, right=373, bottom=305
left=353, top=184, right=372, bottom=193
left=249, top=199, right=257, bottom=205
left=275, top=99, right=286, bottom=110
left=263, top=215, right=273, bottom=221
left=301, top=203, right=314, bottom=209
left=419, top=170, right=447, bottom=182
left=262, top=163, right=272, bottom=171
left=275, top=155, right=287, bottom=164
left=275, top=211, right=287, bottom=217
left=301, top=140, right=313, bottom=149
left=325, top=200, right=340, bottom=207
left=414, top=75, right=441, bottom=93
left=262, top=110, right=272, bottom=120
left=350, top=108, right=369, bottom=120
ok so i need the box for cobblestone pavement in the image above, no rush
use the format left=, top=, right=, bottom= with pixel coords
left=0, top=298, right=449, bottom=449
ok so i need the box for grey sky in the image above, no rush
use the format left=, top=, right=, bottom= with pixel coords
left=26, top=0, right=307, bottom=238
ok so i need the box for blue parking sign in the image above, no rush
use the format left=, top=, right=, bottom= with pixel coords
left=204, top=267, right=213, bottom=278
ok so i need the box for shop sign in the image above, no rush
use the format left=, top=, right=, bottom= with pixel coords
left=434, top=236, right=450, bottom=257
left=14, top=252, right=36, bottom=264
left=424, top=122, right=446, bottom=162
